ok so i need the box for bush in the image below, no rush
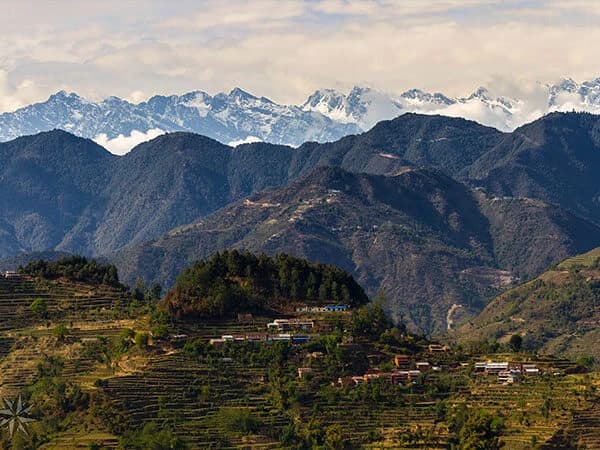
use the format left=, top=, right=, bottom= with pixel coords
left=152, top=324, right=169, bottom=340
left=214, top=407, right=262, bottom=434
left=509, top=334, right=522, bottom=352
left=30, top=298, right=48, bottom=318
left=52, top=324, right=70, bottom=342
left=119, top=422, right=187, bottom=449
left=134, top=332, right=149, bottom=348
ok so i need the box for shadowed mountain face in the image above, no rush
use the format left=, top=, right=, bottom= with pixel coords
left=1, top=112, right=600, bottom=332
left=465, top=113, right=600, bottom=224
left=113, top=167, right=600, bottom=334
left=0, top=113, right=506, bottom=258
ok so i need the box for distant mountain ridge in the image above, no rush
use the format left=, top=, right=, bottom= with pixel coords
left=0, top=89, right=360, bottom=151
left=1, top=111, right=600, bottom=333
left=1, top=111, right=599, bottom=262
left=2, top=77, right=600, bottom=151
left=302, top=78, right=600, bottom=132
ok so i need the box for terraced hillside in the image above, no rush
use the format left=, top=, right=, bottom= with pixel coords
left=0, top=256, right=599, bottom=449
left=459, top=247, right=600, bottom=360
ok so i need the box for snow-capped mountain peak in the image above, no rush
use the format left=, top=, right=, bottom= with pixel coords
left=0, top=88, right=360, bottom=153
left=4, top=77, right=600, bottom=154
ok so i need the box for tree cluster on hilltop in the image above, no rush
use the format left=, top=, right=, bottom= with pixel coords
left=20, top=255, right=123, bottom=288
left=163, top=250, right=369, bottom=318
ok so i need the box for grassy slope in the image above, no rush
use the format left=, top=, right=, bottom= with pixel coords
left=459, top=248, right=600, bottom=360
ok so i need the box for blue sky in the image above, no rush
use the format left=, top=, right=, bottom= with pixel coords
left=1, top=0, right=600, bottom=110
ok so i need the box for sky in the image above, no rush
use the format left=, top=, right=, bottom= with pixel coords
left=1, top=0, right=600, bottom=113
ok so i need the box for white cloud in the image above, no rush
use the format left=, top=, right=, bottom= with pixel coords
left=93, top=128, right=164, bottom=155
left=228, top=136, right=262, bottom=147
left=1, top=0, right=600, bottom=109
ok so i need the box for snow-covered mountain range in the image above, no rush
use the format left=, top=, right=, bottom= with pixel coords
left=302, top=78, right=600, bottom=132
left=0, top=88, right=360, bottom=154
left=1, top=78, right=600, bottom=153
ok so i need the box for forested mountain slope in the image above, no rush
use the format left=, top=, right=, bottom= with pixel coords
left=115, top=167, right=600, bottom=333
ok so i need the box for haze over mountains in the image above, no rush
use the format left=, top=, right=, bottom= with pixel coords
left=3, top=78, right=600, bottom=153
left=1, top=111, right=600, bottom=332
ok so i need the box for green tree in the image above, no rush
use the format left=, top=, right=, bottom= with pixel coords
left=119, top=422, right=187, bottom=450
left=135, top=332, right=149, bottom=348
left=324, top=424, right=347, bottom=449
left=509, top=334, right=522, bottom=352
left=53, top=324, right=70, bottom=342
left=449, top=407, right=504, bottom=450
left=30, top=298, right=48, bottom=318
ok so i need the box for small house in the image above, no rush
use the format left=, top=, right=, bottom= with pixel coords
left=428, top=344, right=449, bottom=353
left=523, top=364, right=540, bottom=376
left=351, top=376, right=364, bottom=385
left=291, top=335, right=310, bottom=344
left=389, top=371, right=410, bottom=384
left=394, top=355, right=410, bottom=369
left=267, top=319, right=314, bottom=332
left=474, top=362, right=487, bottom=374
left=298, top=367, right=313, bottom=379
left=324, top=305, right=348, bottom=312
left=485, top=362, right=509, bottom=375
left=416, top=362, right=431, bottom=372
left=498, top=370, right=520, bottom=384
left=271, top=334, right=292, bottom=342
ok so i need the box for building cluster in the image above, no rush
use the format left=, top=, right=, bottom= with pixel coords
left=338, top=355, right=442, bottom=387
left=267, top=319, right=314, bottom=331
left=295, top=305, right=348, bottom=313
left=337, top=368, right=428, bottom=387
left=2, top=271, right=20, bottom=279
left=209, top=333, right=310, bottom=346
left=394, top=355, right=442, bottom=371
left=474, top=361, right=541, bottom=384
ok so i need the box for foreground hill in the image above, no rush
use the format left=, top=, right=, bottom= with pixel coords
left=459, top=248, right=600, bottom=360
left=0, top=256, right=597, bottom=449
left=115, top=167, right=600, bottom=333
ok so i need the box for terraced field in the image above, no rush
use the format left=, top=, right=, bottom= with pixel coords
left=0, top=275, right=599, bottom=449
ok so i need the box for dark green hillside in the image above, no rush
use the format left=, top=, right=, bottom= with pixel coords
left=20, top=255, right=123, bottom=289
left=289, top=112, right=503, bottom=177
left=467, top=112, right=600, bottom=224
left=163, top=251, right=368, bottom=319
left=1, top=112, right=600, bottom=260
left=459, top=247, right=600, bottom=359
left=0, top=130, right=111, bottom=258
left=115, top=166, right=600, bottom=333
left=478, top=195, right=600, bottom=278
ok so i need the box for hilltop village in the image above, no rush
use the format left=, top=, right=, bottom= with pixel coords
left=0, top=254, right=597, bottom=449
